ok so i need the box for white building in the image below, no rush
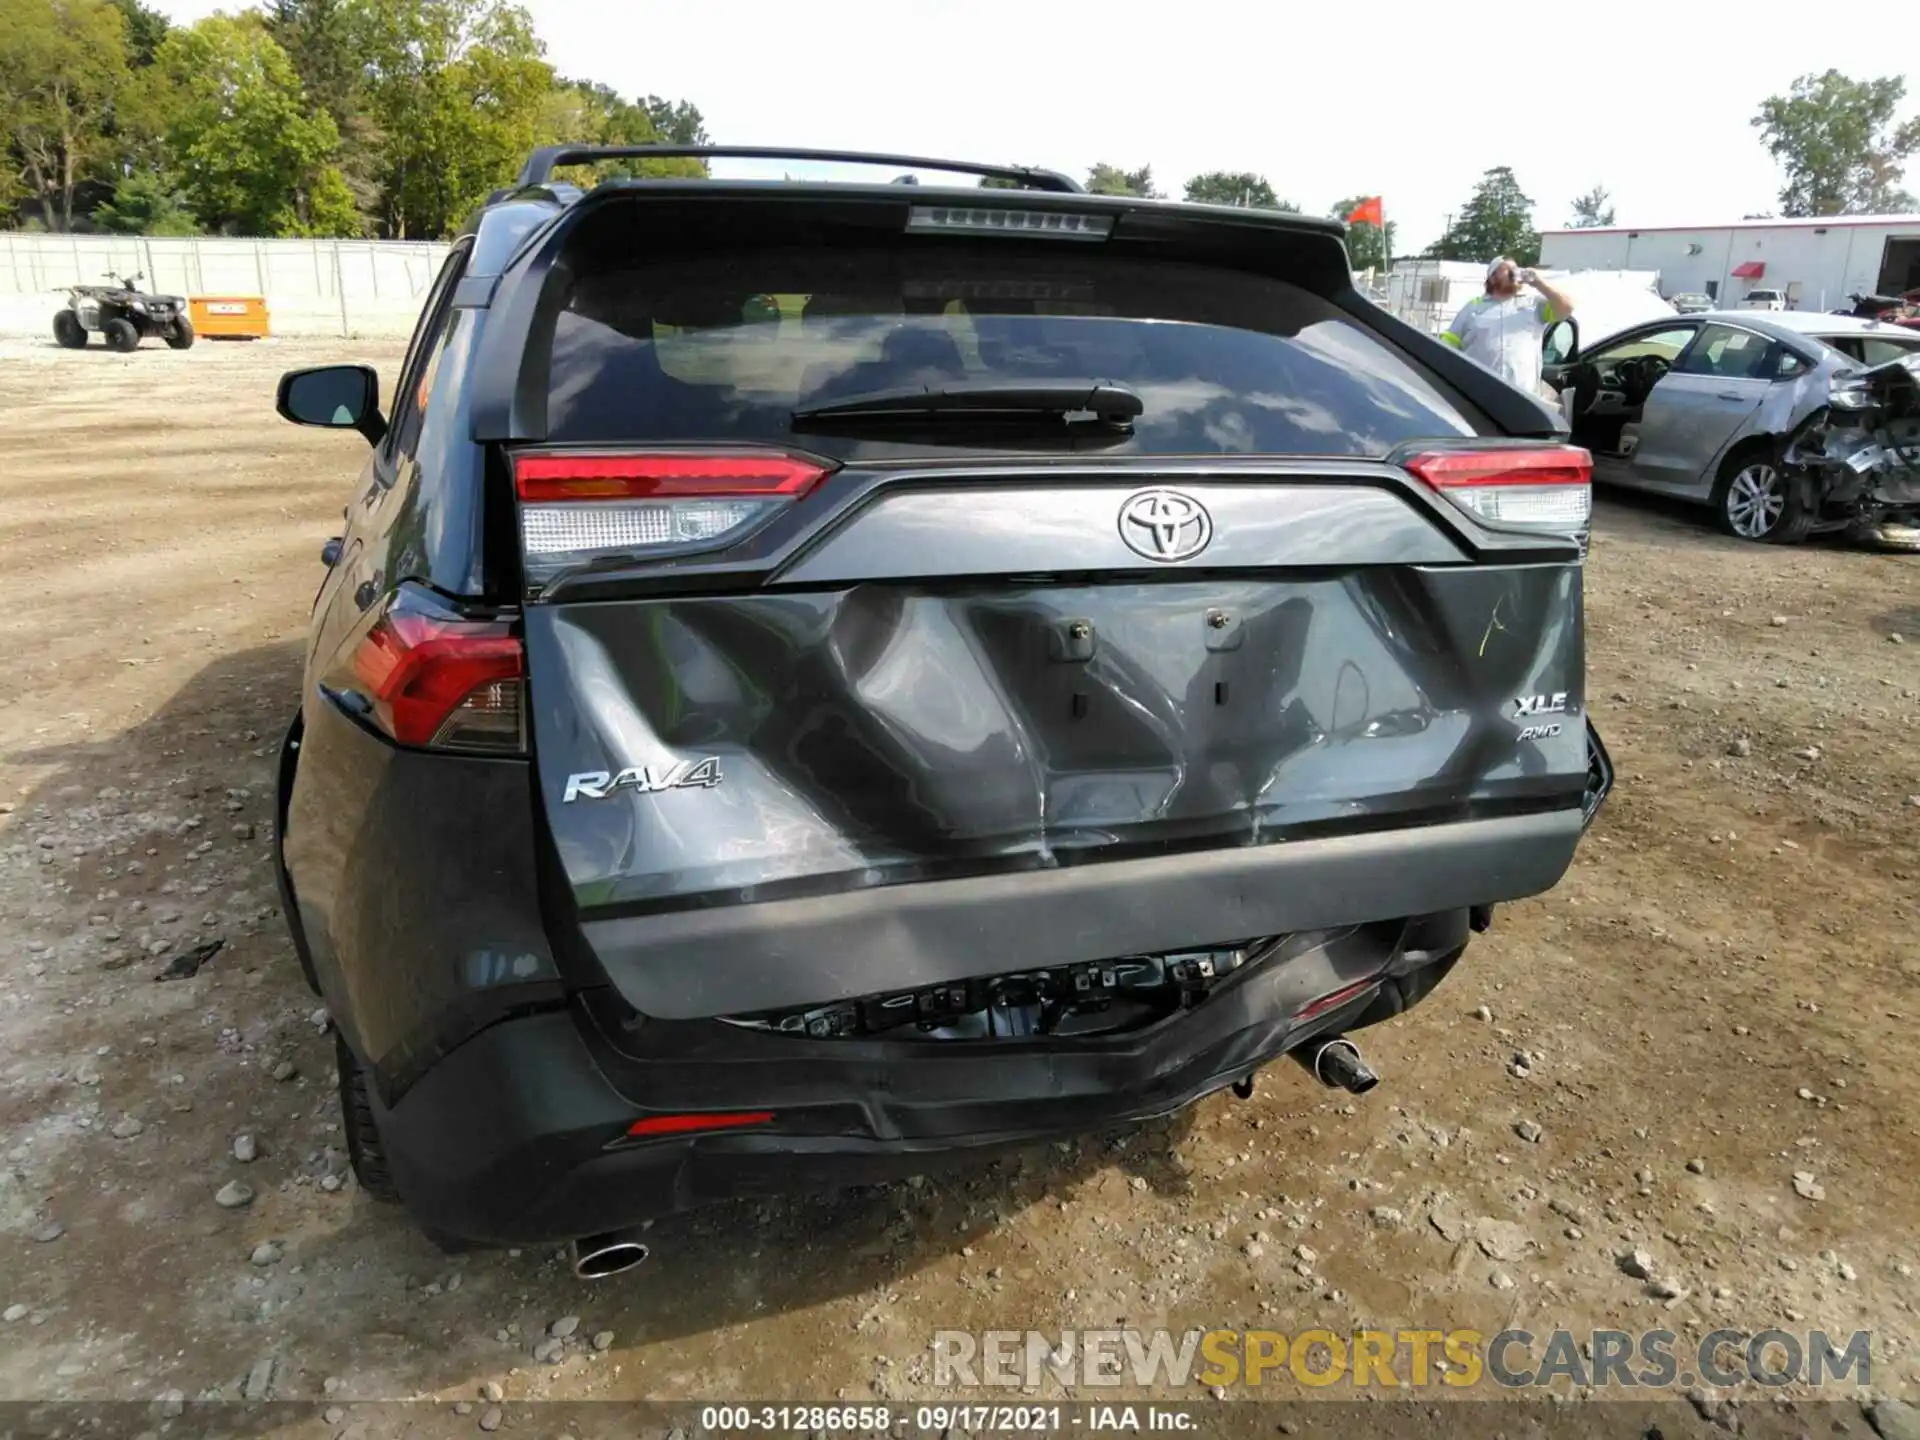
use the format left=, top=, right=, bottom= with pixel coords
left=1539, top=215, right=1920, bottom=311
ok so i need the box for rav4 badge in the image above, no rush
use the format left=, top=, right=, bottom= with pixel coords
left=563, top=758, right=722, bottom=803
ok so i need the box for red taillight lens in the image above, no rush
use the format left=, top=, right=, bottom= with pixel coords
left=1403, top=445, right=1593, bottom=535
left=338, top=587, right=525, bottom=752
left=624, top=1110, right=775, bottom=1139
left=514, top=452, right=828, bottom=501
left=512, top=451, right=832, bottom=587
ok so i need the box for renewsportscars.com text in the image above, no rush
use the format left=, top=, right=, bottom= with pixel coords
left=931, top=1328, right=1873, bottom=1391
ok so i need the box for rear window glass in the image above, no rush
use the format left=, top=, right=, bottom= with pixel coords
left=1852, top=335, right=1920, bottom=367
left=538, top=247, right=1488, bottom=456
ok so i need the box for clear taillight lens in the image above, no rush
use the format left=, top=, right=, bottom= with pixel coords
left=1403, top=445, right=1593, bottom=539
left=512, top=451, right=832, bottom=587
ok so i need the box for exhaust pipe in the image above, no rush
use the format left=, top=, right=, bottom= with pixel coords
left=1292, top=1035, right=1379, bottom=1095
left=568, top=1229, right=650, bottom=1280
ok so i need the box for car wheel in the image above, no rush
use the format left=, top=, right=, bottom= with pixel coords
left=52, top=311, right=87, bottom=348
left=1713, top=452, right=1807, bottom=543
left=336, top=1032, right=402, bottom=1204
left=165, top=317, right=195, bottom=350
left=102, top=317, right=139, bottom=353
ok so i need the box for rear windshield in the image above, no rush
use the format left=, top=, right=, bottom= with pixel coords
left=537, top=246, right=1489, bottom=456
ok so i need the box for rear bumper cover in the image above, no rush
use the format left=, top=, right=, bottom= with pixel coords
left=377, top=912, right=1468, bottom=1245
left=583, top=807, right=1586, bottom=1020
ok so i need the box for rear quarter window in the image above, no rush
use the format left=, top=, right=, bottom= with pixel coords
left=537, top=247, right=1490, bottom=458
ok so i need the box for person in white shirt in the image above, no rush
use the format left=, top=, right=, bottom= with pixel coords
left=1441, top=257, right=1576, bottom=397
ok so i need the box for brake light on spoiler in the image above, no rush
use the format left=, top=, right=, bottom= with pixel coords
left=1402, top=445, right=1593, bottom=535
left=512, top=451, right=833, bottom=587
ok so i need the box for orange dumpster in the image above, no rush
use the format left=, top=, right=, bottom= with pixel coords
left=188, top=296, right=271, bottom=339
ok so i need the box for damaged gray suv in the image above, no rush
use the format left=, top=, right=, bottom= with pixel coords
left=269, top=144, right=1612, bottom=1273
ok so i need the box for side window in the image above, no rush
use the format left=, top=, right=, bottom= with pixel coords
left=385, top=243, right=470, bottom=463
left=1859, top=336, right=1920, bottom=366
left=1591, top=326, right=1697, bottom=365
left=1774, top=347, right=1812, bottom=377
left=390, top=315, right=456, bottom=458
left=1678, top=323, right=1773, bottom=379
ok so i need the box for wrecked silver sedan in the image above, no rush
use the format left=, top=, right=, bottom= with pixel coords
left=1782, top=349, right=1920, bottom=551
left=1543, top=310, right=1920, bottom=543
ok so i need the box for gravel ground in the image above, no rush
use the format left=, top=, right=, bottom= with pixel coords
left=0, top=336, right=1917, bottom=1430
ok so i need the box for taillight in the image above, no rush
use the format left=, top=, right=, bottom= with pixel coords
left=328, top=584, right=525, bottom=753
left=512, top=451, right=833, bottom=586
left=1403, top=445, right=1593, bottom=535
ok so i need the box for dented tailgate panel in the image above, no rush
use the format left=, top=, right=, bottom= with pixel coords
left=527, top=566, right=1587, bottom=914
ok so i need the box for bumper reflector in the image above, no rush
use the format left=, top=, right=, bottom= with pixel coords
left=1295, top=976, right=1382, bottom=1022
left=624, top=1110, right=775, bottom=1139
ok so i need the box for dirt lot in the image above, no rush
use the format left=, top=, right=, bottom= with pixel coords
left=1, top=336, right=1918, bottom=1429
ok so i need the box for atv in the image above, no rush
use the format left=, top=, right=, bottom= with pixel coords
left=53, top=272, right=194, bottom=352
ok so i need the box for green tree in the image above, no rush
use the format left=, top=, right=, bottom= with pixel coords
left=107, top=0, right=169, bottom=64
left=353, top=0, right=554, bottom=238
left=1183, top=170, right=1297, bottom=210
left=1328, top=194, right=1396, bottom=270
left=539, top=79, right=706, bottom=183
left=1429, top=165, right=1539, bottom=264
left=0, top=0, right=135, bottom=230
left=641, top=94, right=707, bottom=146
left=145, top=13, right=351, bottom=235
left=93, top=169, right=198, bottom=233
left=1085, top=162, right=1159, bottom=198
left=264, top=0, right=388, bottom=222
left=1569, top=184, right=1614, bottom=227
left=265, top=0, right=362, bottom=125
left=1753, top=70, right=1920, bottom=215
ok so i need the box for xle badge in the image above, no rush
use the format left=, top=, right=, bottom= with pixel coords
left=563, top=758, right=722, bottom=802
left=1513, top=692, right=1569, bottom=743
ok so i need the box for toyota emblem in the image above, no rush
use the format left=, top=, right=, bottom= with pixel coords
left=1118, top=489, right=1213, bottom=562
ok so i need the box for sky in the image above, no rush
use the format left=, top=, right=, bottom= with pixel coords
left=149, top=0, right=1920, bottom=251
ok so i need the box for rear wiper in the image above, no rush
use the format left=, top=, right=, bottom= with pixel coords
left=791, top=380, right=1143, bottom=430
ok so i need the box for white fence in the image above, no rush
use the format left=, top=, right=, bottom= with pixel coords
left=0, top=234, right=453, bottom=338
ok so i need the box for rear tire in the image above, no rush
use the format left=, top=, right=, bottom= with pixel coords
left=52, top=311, right=86, bottom=348
left=336, top=1032, right=401, bottom=1204
left=165, top=317, right=195, bottom=350
left=102, top=317, right=139, bottom=353
left=1712, top=448, right=1808, bottom=543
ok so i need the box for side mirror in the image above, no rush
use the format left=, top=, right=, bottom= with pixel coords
left=277, top=364, right=387, bottom=447
left=1543, top=318, right=1578, bottom=367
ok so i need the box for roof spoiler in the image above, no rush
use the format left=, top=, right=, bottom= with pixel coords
left=515, top=144, right=1083, bottom=194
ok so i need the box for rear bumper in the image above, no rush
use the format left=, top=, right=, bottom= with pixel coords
left=376, top=913, right=1469, bottom=1245
left=583, top=807, right=1586, bottom=1020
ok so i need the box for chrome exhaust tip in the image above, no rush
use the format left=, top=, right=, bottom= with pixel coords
left=569, top=1230, right=650, bottom=1280
left=1292, top=1035, right=1379, bottom=1094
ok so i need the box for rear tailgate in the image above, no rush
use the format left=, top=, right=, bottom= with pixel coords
left=486, top=189, right=1591, bottom=1020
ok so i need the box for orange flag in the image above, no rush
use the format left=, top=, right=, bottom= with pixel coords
left=1346, top=196, right=1384, bottom=226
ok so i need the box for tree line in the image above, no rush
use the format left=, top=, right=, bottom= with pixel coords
left=5, top=3, right=1915, bottom=257
left=0, top=0, right=708, bottom=240
left=1080, top=67, right=1918, bottom=269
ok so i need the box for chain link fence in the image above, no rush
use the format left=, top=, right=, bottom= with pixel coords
left=0, top=234, right=453, bottom=338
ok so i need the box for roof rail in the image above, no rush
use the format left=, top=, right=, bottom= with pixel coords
left=515, top=144, right=1083, bottom=193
